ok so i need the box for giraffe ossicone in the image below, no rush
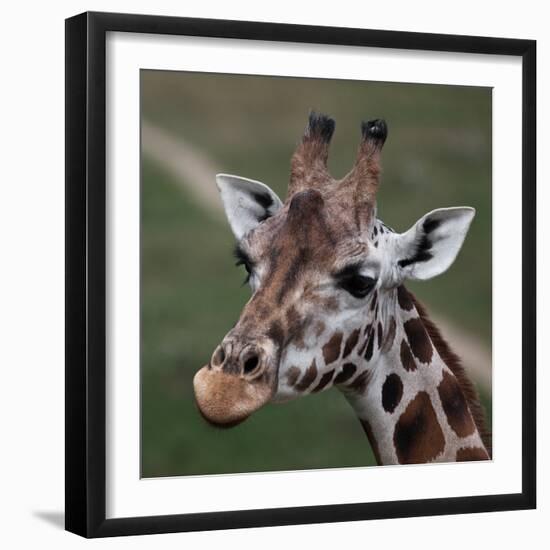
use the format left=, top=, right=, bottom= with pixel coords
left=193, top=112, right=491, bottom=465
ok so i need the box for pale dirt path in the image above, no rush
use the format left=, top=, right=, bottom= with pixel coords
left=142, top=120, right=224, bottom=215
left=431, top=314, right=491, bottom=389
left=141, top=119, right=492, bottom=392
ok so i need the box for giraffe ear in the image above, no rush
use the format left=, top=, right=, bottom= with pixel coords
left=216, top=174, right=283, bottom=240
left=393, top=207, right=475, bottom=281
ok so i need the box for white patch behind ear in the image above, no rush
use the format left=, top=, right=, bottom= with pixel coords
left=395, top=207, right=475, bottom=281
left=216, top=174, right=283, bottom=240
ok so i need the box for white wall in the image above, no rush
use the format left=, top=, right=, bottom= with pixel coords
left=0, top=1, right=546, bottom=547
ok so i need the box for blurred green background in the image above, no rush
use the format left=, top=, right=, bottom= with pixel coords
left=140, top=70, right=492, bottom=478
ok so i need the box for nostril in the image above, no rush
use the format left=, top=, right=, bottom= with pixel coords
left=243, top=354, right=260, bottom=375
left=211, top=345, right=225, bottom=368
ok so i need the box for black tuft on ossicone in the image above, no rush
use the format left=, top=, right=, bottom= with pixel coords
left=306, top=111, right=336, bottom=142
left=361, top=118, right=388, bottom=145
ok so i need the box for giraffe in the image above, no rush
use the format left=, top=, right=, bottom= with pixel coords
left=193, top=112, right=491, bottom=465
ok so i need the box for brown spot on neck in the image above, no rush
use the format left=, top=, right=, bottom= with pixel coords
left=377, top=321, right=383, bottom=348
left=397, top=285, right=414, bottom=311
left=364, top=330, right=375, bottom=361
left=342, top=329, right=360, bottom=358
left=357, top=338, right=369, bottom=357
left=334, top=362, right=357, bottom=385
left=285, top=366, right=301, bottom=387
left=322, top=332, right=343, bottom=365
left=393, top=391, right=445, bottom=464
left=295, top=359, right=318, bottom=392
left=381, top=316, right=396, bottom=352
left=400, top=339, right=417, bottom=371
left=403, top=317, right=433, bottom=364
left=311, top=369, right=335, bottom=393
left=437, top=370, right=476, bottom=438
left=381, top=373, right=403, bottom=413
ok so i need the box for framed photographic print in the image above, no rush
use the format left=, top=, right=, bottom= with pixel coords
left=65, top=11, right=536, bottom=538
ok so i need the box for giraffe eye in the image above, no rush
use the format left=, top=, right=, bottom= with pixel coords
left=339, top=274, right=377, bottom=298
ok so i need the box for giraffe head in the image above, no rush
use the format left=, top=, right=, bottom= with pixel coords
left=193, top=113, right=475, bottom=427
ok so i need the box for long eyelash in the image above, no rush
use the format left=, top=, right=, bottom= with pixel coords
left=233, top=244, right=253, bottom=285
left=233, top=244, right=249, bottom=266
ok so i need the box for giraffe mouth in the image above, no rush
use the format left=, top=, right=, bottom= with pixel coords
left=193, top=365, right=274, bottom=428
left=195, top=403, right=249, bottom=429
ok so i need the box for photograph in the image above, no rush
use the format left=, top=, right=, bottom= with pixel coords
left=0, top=2, right=542, bottom=546
left=140, top=70, right=493, bottom=478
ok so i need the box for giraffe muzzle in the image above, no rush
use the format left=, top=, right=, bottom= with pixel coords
left=193, top=339, right=276, bottom=427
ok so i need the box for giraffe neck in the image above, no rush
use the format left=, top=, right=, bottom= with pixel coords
left=339, top=286, right=490, bottom=465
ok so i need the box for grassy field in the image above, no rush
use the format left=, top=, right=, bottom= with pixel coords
left=140, top=71, right=492, bottom=478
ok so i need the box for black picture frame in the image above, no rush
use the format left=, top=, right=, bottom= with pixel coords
left=65, top=11, right=536, bottom=538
